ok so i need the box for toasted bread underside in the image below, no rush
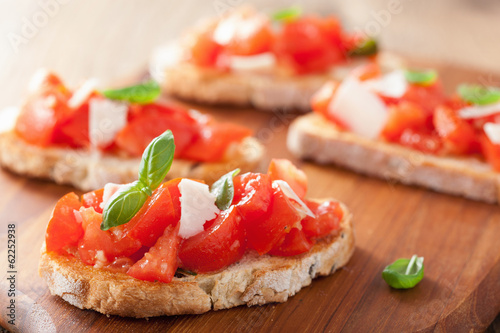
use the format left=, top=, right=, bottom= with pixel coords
left=0, top=130, right=264, bottom=191
left=38, top=202, right=354, bottom=318
left=151, top=44, right=404, bottom=112
left=288, top=113, right=500, bottom=204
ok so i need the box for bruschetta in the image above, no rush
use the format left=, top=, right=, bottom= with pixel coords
left=0, top=70, right=264, bottom=190
left=39, top=130, right=355, bottom=317
left=287, top=64, right=500, bottom=203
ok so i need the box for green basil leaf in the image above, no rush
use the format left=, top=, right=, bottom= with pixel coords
left=382, top=255, right=424, bottom=289
left=405, top=69, right=438, bottom=86
left=100, top=180, right=149, bottom=230
left=138, top=130, right=176, bottom=191
left=272, top=6, right=302, bottom=22
left=348, top=38, right=378, bottom=57
left=457, top=84, right=500, bottom=105
left=210, top=169, right=240, bottom=211
left=102, top=80, right=160, bottom=104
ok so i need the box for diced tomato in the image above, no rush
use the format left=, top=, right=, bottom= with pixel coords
left=268, top=228, right=313, bottom=257
left=233, top=173, right=273, bottom=222
left=52, top=103, right=90, bottom=148
left=115, top=103, right=198, bottom=158
left=45, top=193, right=83, bottom=254
left=77, top=207, right=142, bottom=265
left=301, top=200, right=343, bottom=239
left=224, top=17, right=273, bottom=56
left=311, top=81, right=338, bottom=118
left=433, top=105, right=478, bottom=154
left=119, top=183, right=178, bottom=247
left=245, top=183, right=303, bottom=255
left=268, top=159, right=308, bottom=198
left=273, top=16, right=346, bottom=74
left=189, top=29, right=223, bottom=67
left=178, top=206, right=246, bottom=273
left=352, top=62, right=381, bottom=81
left=81, top=189, right=104, bottom=214
left=480, top=132, right=500, bottom=171
left=181, top=122, right=252, bottom=162
left=162, top=178, right=182, bottom=220
left=402, top=81, right=445, bottom=115
left=127, top=224, right=180, bottom=283
left=381, top=102, right=428, bottom=142
left=399, top=128, right=443, bottom=154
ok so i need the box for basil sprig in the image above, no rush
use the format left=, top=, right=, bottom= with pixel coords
left=405, top=69, right=438, bottom=86
left=210, top=169, right=240, bottom=211
left=101, top=130, right=175, bottom=230
left=348, top=38, right=378, bottom=57
left=102, top=80, right=160, bottom=105
left=272, top=6, right=302, bottom=22
left=382, top=255, right=424, bottom=289
left=457, top=84, right=500, bottom=105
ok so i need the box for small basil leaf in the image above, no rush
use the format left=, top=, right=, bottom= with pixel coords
left=102, top=80, right=160, bottom=104
left=138, top=130, right=176, bottom=191
left=210, top=169, right=240, bottom=211
left=348, top=38, right=378, bottom=57
left=405, top=69, right=437, bottom=86
left=382, top=255, right=424, bottom=289
left=272, top=6, right=302, bottom=22
left=458, top=84, right=500, bottom=105
left=175, top=268, right=198, bottom=277
left=100, top=180, right=149, bottom=230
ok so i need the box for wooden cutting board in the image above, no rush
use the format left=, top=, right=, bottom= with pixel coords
left=0, top=61, right=499, bottom=333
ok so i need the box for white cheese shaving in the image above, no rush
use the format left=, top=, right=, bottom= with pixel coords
left=88, top=98, right=128, bottom=148
left=458, top=102, right=500, bottom=119
left=28, top=68, right=50, bottom=92
left=0, top=107, right=21, bottom=133
left=68, top=79, right=98, bottom=109
left=328, top=76, right=389, bottom=139
left=484, top=122, right=500, bottom=144
left=363, top=70, right=408, bottom=98
left=100, top=183, right=126, bottom=210
left=274, top=180, right=315, bottom=219
left=213, top=14, right=266, bottom=46
left=178, top=179, right=220, bottom=239
left=229, top=53, right=276, bottom=72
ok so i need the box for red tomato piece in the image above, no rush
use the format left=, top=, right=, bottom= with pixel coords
left=480, top=132, right=500, bottom=171
left=246, top=183, right=303, bottom=255
left=301, top=200, right=343, bottom=239
left=402, top=81, right=445, bottom=115
left=352, top=62, right=382, bottom=81
left=224, top=17, right=273, bottom=56
left=161, top=178, right=182, bottom=220
left=433, top=105, right=478, bottom=154
left=233, top=172, right=273, bottom=222
left=77, top=207, right=142, bottom=265
left=81, top=189, right=104, bottom=214
left=399, top=128, right=443, bottom=154
left=178, top=206, right=246, bottom=273
left=189, top=29, right=223, bottom=67
left=52, top=103, right=90, bottom=148
left=311, top=81, right=338, bottom=118
left=268, top=159, right=308, bottom=198
left=45, top=192, right=83, bottom=254
left=268, top=228, right=314, bottom=257
left=381, top=102, right=428, bottom=142
left=127, top=224, right=180, bottom=283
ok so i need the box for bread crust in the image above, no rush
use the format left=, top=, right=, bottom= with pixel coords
left=0, top=130, right=264, bottom=191
left=38, top=202, right=354, bottom=318
left=287, top=113, right=500, bottom=204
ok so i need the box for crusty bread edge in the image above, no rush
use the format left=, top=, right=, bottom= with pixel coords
left=0, top=130, right=265, bottom=191
left=287, top=113, right=500, bottom=204
left=38, top=201, right=354, bottom=318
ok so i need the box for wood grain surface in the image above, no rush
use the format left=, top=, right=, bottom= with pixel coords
left=1, top=1, right=500, bottom=332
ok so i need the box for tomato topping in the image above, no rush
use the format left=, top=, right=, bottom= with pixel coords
left=52, top=103, right=90, bottom=148
left=301, top=200, right=343, bottom=239
left=381, top=102, right=428, bottom=142
left=399, top=128, right=442, bottom=154
left=178, top=206, right=246, bottom=273
left=245, top=183, right=303, bottom=255
left=189, top=28, right=223, bottom=68
left=77, top=207, right=142, bottom=265
left=433, top=105, right=478, bottom=154
left=161, top=178, right=182, bottom=220
left=268, top=159, right=308, bottom=198
left=352, top=62, right=382, bottom=81
left=233, top=173, right=273, bottom=222
left=268, top=228, right=313, bottom=257
left=311, top=81, right=338, bottom=118
left=45, top=193, right=83, bottom=254
left=81, top=189, right=104, bottom=214
left=401, top=81, right=445, bottom=115
left=127, top=224, right=180, bottom=283
left=223, top=15, right=273, bottom=56
left=480, top=132, right=500, bottom=171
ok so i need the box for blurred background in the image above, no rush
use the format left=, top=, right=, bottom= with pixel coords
left=1, top=0, right=500, bottom=107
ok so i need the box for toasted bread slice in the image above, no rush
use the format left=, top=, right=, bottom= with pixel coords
left=38, top=201, right=354, bottom=318
left=0, top=130, right=264, bottom=191
left=287, top=113, right=500, bottom=203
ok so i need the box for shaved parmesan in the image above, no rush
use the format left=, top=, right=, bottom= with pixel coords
left=484, top=122, right=500, bottom=144
left=0, top=107, right=20, bottom=133
left=229, top=53, right=276, bottom=72
left=458, top=102, right=500, bottom=119
left=28, top=68, right=50, bottom=92
left=328, top=77, right=388, bottom=139
left=274, top=180, right=315, bottom=219
left=213, top=14, right=266, bottom=46
left=363, top=70, right=408, bottom=98
left=89, top=98, right=128, bottom=148
left=178, top=179, right=220, bottom=239
left=68, top=79, right=98, bottom=109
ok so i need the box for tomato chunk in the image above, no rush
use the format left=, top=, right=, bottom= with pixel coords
left=268, top=228, right=314, bottom=257
left=268, top=159, right=308, bottom=198
left=480, top=132, right=500, bottom=171
left=52, top=103, right=90, bottom=148
left=402, top=81, right=445, bottom=115
left=81, top=189, right=104, bottom=214
left=45, top=193, right=83, bottom=254
left=381, top=102, right=428, bottom=142
left=127, top=224, right=180, bottom=283
left=398, top=128, right=442, bottom=154
left=224, top=15, right=273, bottom=56
left=233, top=173, right=273, bottom=222
left=189, top=29, right=223, bottom=68
left=311, top=81, right=338, bottom=118
left=433, top=105, right=478, bottom=154
left=301, top=200, right=343, bottom=239
left=178, top=206, right=246, bottom=273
